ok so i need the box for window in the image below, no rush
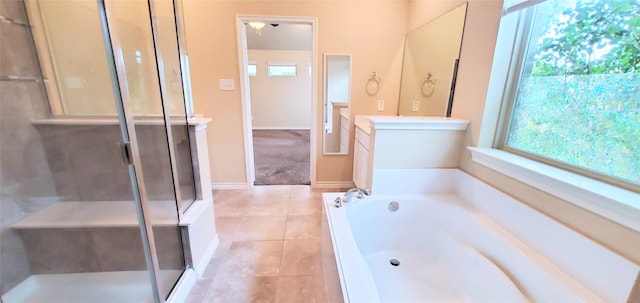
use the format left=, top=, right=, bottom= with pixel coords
left=499, top=0, right=639, bottom=189
left=267, top=62, right=297, bottom=77
left=248, top=61, right=257, bottom=77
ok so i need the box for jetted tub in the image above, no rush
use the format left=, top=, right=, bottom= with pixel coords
left=322, top=171, right=638, bottom=303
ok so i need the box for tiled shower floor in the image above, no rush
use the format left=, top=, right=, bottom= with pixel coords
left=1, top=270, right=182, bottom=303
left=185, top=185, right=344, bottom=303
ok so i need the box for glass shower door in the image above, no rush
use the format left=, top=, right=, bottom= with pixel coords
left=102, top=0, right=192, bottom=299
left=1, top=0, right=194, bottom=301
left=1, top=0, right=168, bottom=302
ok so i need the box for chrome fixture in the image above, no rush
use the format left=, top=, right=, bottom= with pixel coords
left=366, top=72, right=381, bottom=96
left=421, top=73, right=437, bottom=97
left=388, top=201, right=399, bottom=212
left=334, top=188, right=371, bottom=207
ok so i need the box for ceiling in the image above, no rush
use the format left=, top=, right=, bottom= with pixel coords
left=246, top=23, right=312, bottom=51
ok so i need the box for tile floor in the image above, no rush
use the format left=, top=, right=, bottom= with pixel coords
left=185, top=185, right=343, bottom=303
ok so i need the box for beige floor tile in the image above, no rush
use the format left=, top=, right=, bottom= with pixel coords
left=213, top=189, right=251, bottom=201
left=245, top=199, right=289, bottom=216
left=214, top=216, right=240, bottom=240
left=275, top=275, right=327, bottom=303
left=186, top=186, right=342, bottom=302
left=184, top=278, right=213, bottom=303
left=203, top=276, right=278, bottom=303
left=217, top=240, right=283, bottom=277
left=201, top=241, right=232, bottom=280
left=288, top=186, right=325, bottom=199
left=280, top=239, right=322, bottom=276
left=287, top=198, right=324, bottom=216
left=284, top=215, right=321, bottom=239
left=250, top=186, right=292, bottom=199
left=235, top=216, right=286, bottom=241
left=214, top=198, right=252, bottom=217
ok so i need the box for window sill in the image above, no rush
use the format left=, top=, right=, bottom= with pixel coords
left=468, top=147, right=640, bottom=232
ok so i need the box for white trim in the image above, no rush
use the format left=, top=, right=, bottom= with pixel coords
left=267, top=61, right=298, bottom=66
left=166, top=268, right=197, bottom=303
left=252, top=126, right=311, bottom=130
left=236, top=16, right=256, bottom=187
left=367, top=116, right=469, bottom=130
left=211, top=182, right=253, bottom=190
left=468, top=147, right=640, bottom=232
left=502, top=0, right=546, bottom=16
left=179, top=199, right=206, bottom=227
left=313, top=181, right=355, bottom=189
left=194, top=235, right=219, bottom=277
left=24, top=0, right=65, bottom=116
left=236, top=15, right=318, bottom=188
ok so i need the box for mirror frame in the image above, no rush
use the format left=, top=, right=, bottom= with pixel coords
left=322, top=53, right=352, bottom=155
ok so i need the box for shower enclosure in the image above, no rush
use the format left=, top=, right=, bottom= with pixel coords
left=1, top=0, right=199, bottom=302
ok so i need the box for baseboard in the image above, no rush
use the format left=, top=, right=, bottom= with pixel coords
left=313, top=181, right=354, bottom=189
left=211, top=182, right=252, bottom=190
left=195, top=234, right=219, bottom=278
left=252, top=126, right=311, bottom=130
left=166, top=268, right=197, bottom=303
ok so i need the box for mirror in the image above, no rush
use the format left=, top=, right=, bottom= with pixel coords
left=398, top=3, right=467, bottom=116
left=323, top=54, right=352, bottom=154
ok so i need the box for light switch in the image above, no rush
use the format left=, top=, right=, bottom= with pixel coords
left=219, top=79, right=235, bottom=91
left=412, top=100, right=420, bottom=112
left=377, top=100, right=384, bottom=111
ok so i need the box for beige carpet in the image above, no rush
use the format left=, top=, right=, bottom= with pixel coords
left=253, top=129, right=310, bottom=185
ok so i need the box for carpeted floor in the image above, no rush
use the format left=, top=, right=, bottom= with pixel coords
left=252, top=129, right=310, bottom=185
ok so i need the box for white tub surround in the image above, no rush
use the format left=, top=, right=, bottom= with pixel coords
left=352, top=115, right=468, bottom=189
left=324, top=169, right=639, bottom=303
left=469, top=147, right=640, bottom=233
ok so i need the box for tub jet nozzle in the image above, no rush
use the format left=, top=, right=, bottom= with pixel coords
left=388, top=201, right=399, bottom=212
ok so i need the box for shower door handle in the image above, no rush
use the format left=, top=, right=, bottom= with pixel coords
left=118, top=142, right=132, bottom=165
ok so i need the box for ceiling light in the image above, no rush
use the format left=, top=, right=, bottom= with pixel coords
left=248, top=22, right=265, bottom=35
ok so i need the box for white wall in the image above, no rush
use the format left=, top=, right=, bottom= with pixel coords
left=248, top=49, right=311, bottom=129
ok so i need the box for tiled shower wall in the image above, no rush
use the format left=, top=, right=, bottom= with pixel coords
left=0, top=0, right=57, bottom=294
left=35, top=124, right=182, bottom=202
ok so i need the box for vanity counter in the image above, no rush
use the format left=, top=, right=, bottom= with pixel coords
left=365, top=115, right=468, bottom=130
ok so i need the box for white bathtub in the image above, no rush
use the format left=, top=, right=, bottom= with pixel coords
left=322, top=170, right=639, bottom=303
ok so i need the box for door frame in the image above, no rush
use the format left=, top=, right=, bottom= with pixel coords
left=235, top=15, right=318, bottom=187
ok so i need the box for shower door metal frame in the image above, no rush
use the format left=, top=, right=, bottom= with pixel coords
left=97, top=0, right=171, bottom=302
left=146, top=0, right=194, bottom=218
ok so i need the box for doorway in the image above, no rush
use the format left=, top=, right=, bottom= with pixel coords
left=237, top=16, right=318, bottom=186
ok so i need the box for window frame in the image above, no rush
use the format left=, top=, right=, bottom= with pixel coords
left=248, top=61, right=257, bottom=77
left=494, top=2, right=639, bottom=193
left=267, top=61, right=297, bottom=77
